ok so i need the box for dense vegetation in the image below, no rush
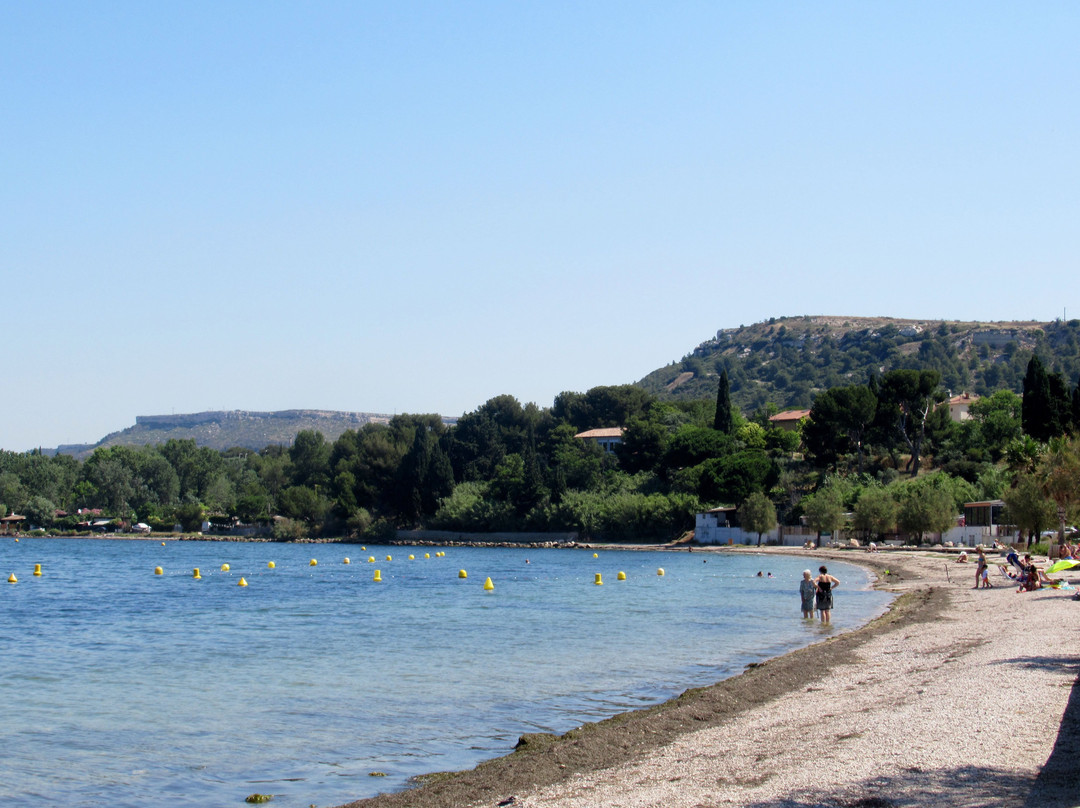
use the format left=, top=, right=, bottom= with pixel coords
left=638, top=316, right=1080, bottom=415
left=4, top=319, right=1080, bottom=545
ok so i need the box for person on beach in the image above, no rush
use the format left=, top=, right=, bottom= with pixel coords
left=1023, top=562, right=1042, bottom=592
left=975, top=549, right=988, bottom=589
left=799, top=570, right=816, bottom=618
left=815, top=566, right=840, bottom=623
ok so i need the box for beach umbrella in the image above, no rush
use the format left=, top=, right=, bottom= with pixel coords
left=1045, top=559, right=1080, bottom=574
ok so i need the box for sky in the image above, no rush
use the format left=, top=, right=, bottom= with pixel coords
left=2, top=2, right=1078, bottom=451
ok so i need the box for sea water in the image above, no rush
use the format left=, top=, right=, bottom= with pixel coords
left=0, top=538, right=892, bottom=808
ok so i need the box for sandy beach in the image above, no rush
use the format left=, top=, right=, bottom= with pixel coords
left=339, top=547, right=1080, bottom=808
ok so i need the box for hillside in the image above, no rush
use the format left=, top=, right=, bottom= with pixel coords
left=57, top=410, right=402, bottom=457
left=53, top=316, right=1080, bottom=457
left=637, top=316, right=1080, bottom=413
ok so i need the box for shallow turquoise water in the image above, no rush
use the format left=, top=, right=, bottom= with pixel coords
left=0, top=539, right=891, bottom=807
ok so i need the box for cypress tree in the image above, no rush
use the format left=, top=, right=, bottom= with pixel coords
left=1023, top=356, right=1072, bottom=441
left=1022, top=356, right=1052, bottom=441
left=714, top=370, right=734, bottom=434
left=1047, top=371, right=1072, bottom=439
left=1072, top=382, right=1080, bottom=435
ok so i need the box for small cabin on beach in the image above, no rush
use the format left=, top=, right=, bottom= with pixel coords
left=694, top=507, right=813, bottom=546
left=1, top=514, right=26, bottom=535
left=952, top=500, right=1011, bottom=547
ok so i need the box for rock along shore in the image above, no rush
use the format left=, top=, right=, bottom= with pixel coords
left=336, top=547, right=1080, bottom=808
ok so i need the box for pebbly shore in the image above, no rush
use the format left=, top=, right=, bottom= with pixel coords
left=337, top=547, right=1080, bottom=808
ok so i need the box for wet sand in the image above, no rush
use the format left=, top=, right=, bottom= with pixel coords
left=337, top=548, right=1080, bottom=808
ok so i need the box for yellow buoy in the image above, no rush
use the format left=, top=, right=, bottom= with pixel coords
left=268, top=561, right=276, bottom=569
left=34, top=563, right=42, bottom=576
left=617, top=571, right=626, bottom=581
left=483, top=577, right=494, bottom=591
left=193, top=568, right=202, bottom=579
left=343, top=557, right=351, bottom=564
left=459, top=569, right=467, bottom=579
left=657, top=568, right=665, bottom=576
left=309, top=559, right=317, bottom=566
left=221, top=563, right=230, bottom=571
left=424, top=553, right=430, bottom=559
left=593, top=553, right=598, bottom=558
left=161, top=542, right=166, bottom=546
left=361, top=546, right=366, bottom=551
left=238, top=577, right=248, bottom=587
left=385, top=555, right=392, bottom=562
left=8, top=573, right=16, bottom=583
left=408, top=554, right=415, bottom=560
left=368, top=556, right=375, bottom=563
left=154, top=566, right=163, bottom=575
left=594, top=572, right=603, bottom=585
left=373, top=569, right=382, bottom=582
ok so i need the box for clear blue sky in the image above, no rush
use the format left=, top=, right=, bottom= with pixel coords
left=3, top=2, right=1077, bottom=451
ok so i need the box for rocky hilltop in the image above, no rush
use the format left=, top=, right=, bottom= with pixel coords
left=637, top=315, right=1080, bottom=413
left=56, top=409, right=405, bottom=457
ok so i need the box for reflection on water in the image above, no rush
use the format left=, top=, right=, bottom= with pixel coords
left=0, top=539, right=891, bottom=807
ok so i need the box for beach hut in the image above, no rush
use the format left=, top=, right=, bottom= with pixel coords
left=1, top=514, right=26, bottom=535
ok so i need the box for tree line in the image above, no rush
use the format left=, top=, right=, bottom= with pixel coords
left=3, top=355, right=1079, bottom=544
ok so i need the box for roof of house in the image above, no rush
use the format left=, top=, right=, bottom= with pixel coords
left=574, top=428, right=625, bottom=439
left=949, top=392, right=979, bottom=405
left=769, top=409, right=811, bottom=423
left=1, top=514, right=26, bottom=522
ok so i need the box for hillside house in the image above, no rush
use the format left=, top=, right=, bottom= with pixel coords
left=947, top=392, right=979, bottom=422
left=768, top=409, right=811, bottom=432
left=574, top=427, right=624, bottom=454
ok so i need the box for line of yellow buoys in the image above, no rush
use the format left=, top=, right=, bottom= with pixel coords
left=6, top=549, right=657, bottom=592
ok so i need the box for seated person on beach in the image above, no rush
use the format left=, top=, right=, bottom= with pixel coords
left=956, top=551, right=968, bottom=563
left=1023, top=564, right=1042, bottom=591
left=1006, top=550, right=1022, bottom=572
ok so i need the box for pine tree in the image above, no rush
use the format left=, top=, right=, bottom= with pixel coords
left=714, top=370, right=734, bottom=434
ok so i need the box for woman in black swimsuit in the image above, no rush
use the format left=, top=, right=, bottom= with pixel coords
left=815, top=565, right=840, bottom=623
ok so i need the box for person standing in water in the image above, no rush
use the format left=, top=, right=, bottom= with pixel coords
left=799, top=570, right=817, bottom=618
left=815, top=565, right=840, bottom=623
